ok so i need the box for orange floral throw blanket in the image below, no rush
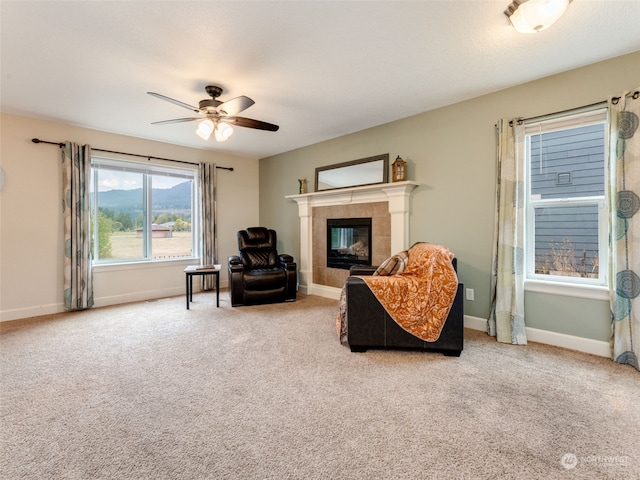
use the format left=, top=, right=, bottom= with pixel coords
left=337, top=243, right=458, bottom=343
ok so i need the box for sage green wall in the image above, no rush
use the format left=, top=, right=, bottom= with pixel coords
left=524, top=291, right=611, bottom=340
left=259, top=51, right=640, bottom=342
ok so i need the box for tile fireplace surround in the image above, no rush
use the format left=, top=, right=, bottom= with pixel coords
left=286, top=181, right=419, bottom=299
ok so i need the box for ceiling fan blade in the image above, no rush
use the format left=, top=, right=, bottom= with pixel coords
left=225, top=116, right=279, bottom=131
left=147, top=92, right=200, bottom=113
left=151, top=117, right=201, bottom=125
left=216, top=96, right=255, bottom=116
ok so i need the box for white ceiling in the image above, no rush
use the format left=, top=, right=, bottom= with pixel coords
left=1, top=1, right=639, bottom=159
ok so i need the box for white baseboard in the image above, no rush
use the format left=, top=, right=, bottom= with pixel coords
left=0, top=303, right=64, bottom=322
left=464, top=315, right=488, bottom=332
left=525, top=326, right=611, bottom=358
left=1, top=280, right=234, bottom=323
left=463, top=315, right=610, bottom=358
left=306, top=283, right=341, bottom=300
left=92, top=286, right=186, bottom=309
left=1, top=286, right=187, bottom=323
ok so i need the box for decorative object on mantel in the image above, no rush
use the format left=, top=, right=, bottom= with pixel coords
left=392, top=156, right=407, bottom=182
left=298, top=178, right=307, bottom=194
left=315, top=154, right=389, bottom=192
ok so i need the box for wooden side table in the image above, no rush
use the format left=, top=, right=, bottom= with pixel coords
left=184, top=265, right=220, bottom=309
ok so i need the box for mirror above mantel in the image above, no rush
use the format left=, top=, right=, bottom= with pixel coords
left=315, top=154, right=389, bottom=192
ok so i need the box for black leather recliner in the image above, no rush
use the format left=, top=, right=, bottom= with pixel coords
left=228, top=227, right=297, bottom=306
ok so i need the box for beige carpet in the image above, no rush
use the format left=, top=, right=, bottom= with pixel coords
left=1, top=292, right=638, bottom=480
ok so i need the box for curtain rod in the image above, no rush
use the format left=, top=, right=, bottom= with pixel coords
left=612, top=89, right=640, bottom=104
left=31, top=138, right=234, bottom=171
left=513, top=100, right=607, bottom=126
left=512, top=90, right=639, bottom=126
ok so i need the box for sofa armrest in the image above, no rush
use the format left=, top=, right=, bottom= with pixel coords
left=279, top=254, right=297, bottom=271
left=349, top=265, right=378, bottom=276
left=279, top=253, right=294, bottom=264
left=228, top=255, right=243, bottom=273
left=279, top=254, right=298, bottom=300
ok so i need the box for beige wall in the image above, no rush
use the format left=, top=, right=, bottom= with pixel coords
left=0, top=114, right=259, bottom=321
left=259, top=51, right=640, bottom=343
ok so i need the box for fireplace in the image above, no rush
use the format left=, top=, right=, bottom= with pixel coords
left=326, top=218, right=372, bottom=270
left=286, top=180, right=418, bottom=297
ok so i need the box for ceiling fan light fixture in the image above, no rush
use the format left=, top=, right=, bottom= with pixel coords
left=196, top=119, right=214, bottom=140
left=505, top=0, right=571, bottom=33
left=149, top=85, right=279, bottom=139
left=214, top=122, right=233, bottom=142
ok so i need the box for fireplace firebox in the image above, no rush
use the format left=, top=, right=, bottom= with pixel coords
left=327, top=218, right=372, bottom=270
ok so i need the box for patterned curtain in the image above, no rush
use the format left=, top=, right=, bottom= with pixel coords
left=488, top=119, right=527, bottom=345
left=200, top=162, right=218, bottom=290
left=61, top=142, right=94, bottom=311
left=608, top=88, right=640, bottom=371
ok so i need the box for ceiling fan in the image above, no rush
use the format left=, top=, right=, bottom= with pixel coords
left=147, top=85, right=279, bottom=142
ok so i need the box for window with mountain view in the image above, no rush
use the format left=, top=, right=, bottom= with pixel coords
left=90, top=158, right=197, bottom=264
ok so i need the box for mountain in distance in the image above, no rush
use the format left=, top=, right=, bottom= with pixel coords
left=98, top=181, right=191, bottom=211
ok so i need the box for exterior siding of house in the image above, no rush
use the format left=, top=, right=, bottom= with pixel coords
left=530, top=123, right=605, bottom=276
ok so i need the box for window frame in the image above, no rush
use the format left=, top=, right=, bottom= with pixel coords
left=90, top=156, right=200, bottom=265
left=522, top=106, right=609, bottom=296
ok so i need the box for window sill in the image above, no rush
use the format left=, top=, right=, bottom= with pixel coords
left=92, top=258, right=199, bottom=272
left=525, top=279, right=609, bottom=301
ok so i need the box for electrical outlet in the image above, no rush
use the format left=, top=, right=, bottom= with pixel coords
left=465, top=288, right=475, bottom=301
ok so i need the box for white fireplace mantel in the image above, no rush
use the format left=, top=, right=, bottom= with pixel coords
left=286, top=181, right=420, bottom=298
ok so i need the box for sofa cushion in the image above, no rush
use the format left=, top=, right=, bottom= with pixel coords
left=243, top=267, right=286, bottom=290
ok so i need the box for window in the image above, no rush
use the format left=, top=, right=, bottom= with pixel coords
left=90, top=157, right=198, bottom=264
left=524, top=106, right=608, bottom=288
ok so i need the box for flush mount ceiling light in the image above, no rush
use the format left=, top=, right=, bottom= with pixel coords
left=505, top=0, right=572, bottom=33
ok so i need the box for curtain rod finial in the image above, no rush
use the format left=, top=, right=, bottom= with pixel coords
left=32, top=138, right=64, bottom=147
